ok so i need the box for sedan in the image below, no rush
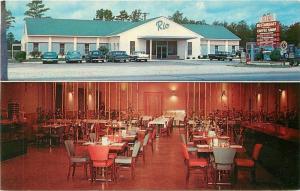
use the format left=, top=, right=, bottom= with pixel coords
left=41, top=52, right=58, bottom=64
left=65, top=51, right=82, bottom=63
left=129, top=51, right=149, bottom=62
left=106, top=51, right=129, bottom=62
left=85, top=50, right=106, bottom=63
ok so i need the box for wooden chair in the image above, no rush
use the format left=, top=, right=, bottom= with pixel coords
left=212, top=147, right=236, bottom=186
left=181, top=143, right=208, bottom=185
left=148, top=128, right=157, bottom=153
left=234, top=144, right=263, bottom=183
left=64, top=140, right=89, bottom=180
left=88, top=145, right=115, bottom=182
left=115, top=141, right=141, bottom=179
left=138, top=133, right=150, bottom=164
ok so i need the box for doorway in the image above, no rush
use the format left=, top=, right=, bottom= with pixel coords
left=144, top=92, right=162, bottom=117
left=157, top=45, right=167, bottom=59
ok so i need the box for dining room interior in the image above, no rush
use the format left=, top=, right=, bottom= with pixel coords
left=0, top=82, right=299, bottom=190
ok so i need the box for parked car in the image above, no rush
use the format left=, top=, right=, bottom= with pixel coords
left=129, top=51, right=149, bottom=62
left=85, top=50, right=106, bottom=63
left=65, top=51, right=82, bottom=63
left=208, top=51, right=233, bottom=61
left=41, top=52, right=58, bottom=64
left=106, top=51, right=129, bottom=62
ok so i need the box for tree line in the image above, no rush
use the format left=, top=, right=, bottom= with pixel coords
left=5, top=0, right=300, bottom=49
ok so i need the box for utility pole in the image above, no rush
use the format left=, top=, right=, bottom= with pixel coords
left=142, top=12, right=149, bottom=21
left=1, top=1, right=8, bottom=80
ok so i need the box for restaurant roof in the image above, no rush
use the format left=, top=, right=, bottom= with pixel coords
left=25, top=17, right=240, bottom=40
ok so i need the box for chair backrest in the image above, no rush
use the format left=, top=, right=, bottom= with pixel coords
left=181, top=143, right=189, bottom=160
left=64, top=140, right=75, bottom=157
left=143, top=133, right=150, bottom=146
left=213, top=147, right=236, bottom=165
left=88, top=145, right=109, bottom=161
left=89, top=133, right=96, bottom=142
left=132, top=141, right=141, bottom=158
left=151, top=129, right=157, bottom=140
left=180, top=134, right=187, bottom=144
left=252, top=144, right=263, bottom=161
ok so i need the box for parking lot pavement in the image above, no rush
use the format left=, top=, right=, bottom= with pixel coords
left=7, top=60, right=300, bottom=81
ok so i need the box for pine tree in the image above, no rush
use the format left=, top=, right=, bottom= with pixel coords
left=115, top=10, right=130, bottom=21
left=5, top=9, right=15, bottom=29
left=24, top=0, right=50, bottom=19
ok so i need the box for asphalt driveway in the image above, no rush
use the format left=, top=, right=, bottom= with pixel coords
left=7, top=60, right=300, bottom=81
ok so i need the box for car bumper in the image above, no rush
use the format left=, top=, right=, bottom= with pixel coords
left=68, top=59, right=82, bottom=62
left=91, top=58, right=105, bottom=61
left=42, top=59, right=58, bottom=62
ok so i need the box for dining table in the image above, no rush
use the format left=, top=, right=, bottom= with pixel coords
left=41, top=123, right=66, bottom=147
left=196, top=144, right=246, bottom=153
left=148, top=117, right=169, bottom=137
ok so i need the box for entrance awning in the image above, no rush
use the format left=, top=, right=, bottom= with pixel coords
left=138, top=36, right=197, bottom=40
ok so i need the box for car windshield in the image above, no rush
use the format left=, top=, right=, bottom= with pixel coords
left=69, top=51, right=80, bottom=56
left=92, top=51, right=101, bottom=55
left=44, top=52, right=56, bottom=56
left=113, top=51, right=126, bottom=55
left=134, top=51, right=145, bottom=54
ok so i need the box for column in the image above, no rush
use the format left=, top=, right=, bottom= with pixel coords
left=149, top=39, right=152, bottom=60
left=225, top=40, right=228, bottom=52
left=96, top=37, right=100, bottom=49
left=48, top=37, right=52, bottom=51
left=73, top=37, right=77, bottom=51
left=207, top=40, right=210, bottom=54
left=184, top=41, right=187, bottom=60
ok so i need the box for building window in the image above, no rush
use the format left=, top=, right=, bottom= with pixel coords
left=84, top=44, right=89, bottom=55
left=232, top=45, right=236, bottom=53
left=146, top=40, right=150, bottom=54
left=33, top=43, right=39, bottom=52
left=152, top=41, right=157, bottom=55
left=168, top=41, right=177, bottom=55
left=130, top=41, right=135, bottom=54
left=188, top=42, right=192, bottom=55
left=215, top=45, right=219, bottom=53
left=59, top=43, right=65, bottom=55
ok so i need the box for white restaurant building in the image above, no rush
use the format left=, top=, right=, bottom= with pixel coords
left=22, top=16, right=240, bottom=59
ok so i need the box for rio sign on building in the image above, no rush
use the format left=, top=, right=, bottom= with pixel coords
left=256, top=13, right=280, bottom=47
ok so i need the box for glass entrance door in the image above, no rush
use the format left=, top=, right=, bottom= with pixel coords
left=157, top=45, right=167, bottom=59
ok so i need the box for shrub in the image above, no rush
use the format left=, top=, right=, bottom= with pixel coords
left=30, top=50, right=41, bottom=58
left=14, top=51, right=26, bottom=62
left=270, top=49, right=281, bottom=61
left=99, top=46, right=109, bottom=55
left=255, top=52, right=263, bottom=61
left=202, top=55, right=208, bottom=59
left=192, top=57, right=195, bottom=59
left=187, top=57, right=190, bottom=59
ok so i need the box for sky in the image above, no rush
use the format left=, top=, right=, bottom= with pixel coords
left=6, top=0, right=300, bottom=40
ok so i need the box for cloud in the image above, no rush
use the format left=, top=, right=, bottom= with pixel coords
left=6, top=0, right=300, bottom=40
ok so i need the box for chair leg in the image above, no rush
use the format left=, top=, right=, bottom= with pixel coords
left=251, top=168, right=256, bottom=183
left=67, top=164, right=71, bottom=180
left=186, top=167, right=190, bottom=184
left=72, top=165, right=76, bottom=177
left=205, top=167, right=208, bottom=185
left=131, top=164, right=134, bottom=180
left=151, top=142, right=153, bottom=153
left=84, top=163, right=88, bottom=179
